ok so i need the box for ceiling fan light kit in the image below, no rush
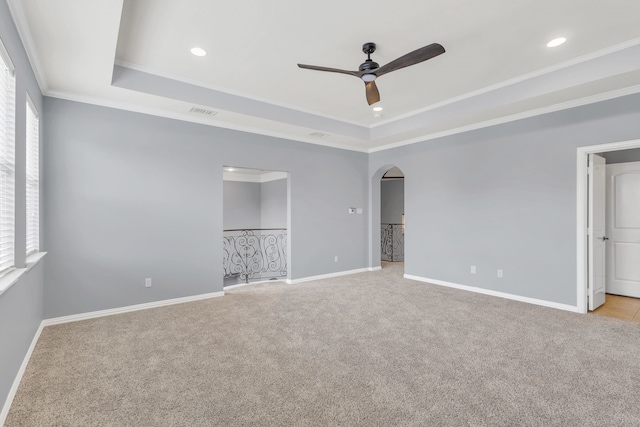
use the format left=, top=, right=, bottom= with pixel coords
left=298, top=42, right=445, bottom=106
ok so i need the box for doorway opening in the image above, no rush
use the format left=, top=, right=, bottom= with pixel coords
left=222, top=166, right=289, bottom=288
left=577, top=139, right=640, bottom=317
left=377, top=166, right=405, bottom=276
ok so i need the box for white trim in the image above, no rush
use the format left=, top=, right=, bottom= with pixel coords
left=259, top=171, right=288, bottom=183
left=0, top=252, right=46, bottom=296
left=45, top=91, right=370, bottom=153
left=114, top=60, right=365, bottom=128
left=223, top=279, right=286, bottom=290
left=224, top=267, right=382, bottom=291
left=44, top=82, right=640, bottom=156
left=4, top=0, right=48, bottom=92
left=0, top=36, right=15, bottom=73
left=404, top=274, right=579, bottom=313
left=43, top=291, right=225, bottom=326
left=577, top=150, right=589, bottom=314
left=117, top=37, right=640, bottom=135
left=223, top=171, right=287, bottom=183
left=285, top=267, right=375, bottom=284
left=371, top=37, right=640, bottom=128
left=368, top=84, right=640, bottom=153
left=0, top=322, right=44, bottom=426
left=576, top=138, right=640, bottom=314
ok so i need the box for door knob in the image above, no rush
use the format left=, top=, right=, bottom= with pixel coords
left=600, top=236, right=609, bottom=241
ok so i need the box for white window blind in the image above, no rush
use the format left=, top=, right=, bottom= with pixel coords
left=26, top=96, right=39, bottom=255
left=0, top=42, right=15, bottom=273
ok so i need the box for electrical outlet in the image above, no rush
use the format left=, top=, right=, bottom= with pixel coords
left=470, top=265, right=476, bottom=274
left=334, top=256, right=338, bottom=262
left=145, top=278, right=152, bottom=287
left=497, top=270, right=503, bottom=278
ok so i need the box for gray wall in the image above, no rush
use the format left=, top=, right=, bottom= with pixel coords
left=223, top=179, right=287, bottom=230
left=601, top=148, right=640, bottom=164
left=261, top=178, right=287, bottom=229
left=0, top=0, right=45, bottom=414
left=0, top=262, right=44, bottom=412
left=369, top=93, right=640, bottom=307
left=381, top=179, right=404, bottom=224
left=223, top=181, right=261, bottom=230
left=43, top=98, right=368, bottom=318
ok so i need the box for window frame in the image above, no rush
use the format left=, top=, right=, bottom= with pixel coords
left=25, top=93, right=39, bottom=256
left=0, top=38, right=16, bottom=275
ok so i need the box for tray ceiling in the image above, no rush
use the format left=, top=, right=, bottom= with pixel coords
left=8, top=0, right=640, bottom=152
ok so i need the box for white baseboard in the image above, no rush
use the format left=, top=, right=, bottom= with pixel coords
left=0, top=322, right=44, bottom=426
left=286, top=267, right=377, bottom=285
left=224, top=279, right=285, bottom=290
left=43, top=291, right=225, bottom=326
left=404, top=274, right=579, bottom=313
left=226, top=267, right=382, bottom=289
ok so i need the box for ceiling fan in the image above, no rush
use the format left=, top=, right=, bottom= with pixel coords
left=298, top=42, right=445, bottom=106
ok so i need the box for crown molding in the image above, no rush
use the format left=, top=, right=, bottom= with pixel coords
left=115, top=59, right=365, bottom=129
left=45, top=90, right=370, bottom=153
left=45, top=81, right=640, bottom=157
left=367, top=83, right=640, bottom=153
left=5, top=0, right=48, bottom=92
left=371, top=37, right=640, bottom=128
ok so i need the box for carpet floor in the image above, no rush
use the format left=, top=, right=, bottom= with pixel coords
left=6, top=262, right=640, bottom=426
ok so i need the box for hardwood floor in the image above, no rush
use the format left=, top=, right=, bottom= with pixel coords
left=592, top=294, right=640, bottom=323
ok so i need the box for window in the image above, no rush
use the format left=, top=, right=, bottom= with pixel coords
left=0, top=41, right=15, bottom=273
left=26, top=96, right=39, bottom=255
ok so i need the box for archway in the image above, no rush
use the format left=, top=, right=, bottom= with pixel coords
left=370, top=165, right=405, bottom=275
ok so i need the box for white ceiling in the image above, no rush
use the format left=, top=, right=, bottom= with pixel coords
left=7, top=0, right=640, bottom=152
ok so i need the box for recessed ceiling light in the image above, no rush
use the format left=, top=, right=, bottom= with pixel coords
left=191, top=47, right=207, bottom=57
left=372, top=106, right=383, bottom=112
left=546, top=37, right=566, bottom=48
left=225, top=167, right=235, bottom=172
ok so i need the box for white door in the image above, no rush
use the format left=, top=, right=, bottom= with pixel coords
left=588, top=154, right=606, bottom=310
left=606, top=161, right=640, bottom=298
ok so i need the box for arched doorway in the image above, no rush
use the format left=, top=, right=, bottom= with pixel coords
left=370, top=165, right=405, bottom=276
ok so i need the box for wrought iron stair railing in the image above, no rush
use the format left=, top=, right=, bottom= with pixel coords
left=381, top=223, right=404, bottom=262
left=223, top=228, right=287, bottom=284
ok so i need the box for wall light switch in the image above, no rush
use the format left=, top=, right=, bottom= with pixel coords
left=356, top=208, right=363, bottom=214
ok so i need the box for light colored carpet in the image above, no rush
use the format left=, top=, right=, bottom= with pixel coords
left=6, top=262, right=640, bottom=426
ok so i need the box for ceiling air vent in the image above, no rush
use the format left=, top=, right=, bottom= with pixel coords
left=309, top=132, right=329, bottom=139
left=189, top=107, right=218, bottom=117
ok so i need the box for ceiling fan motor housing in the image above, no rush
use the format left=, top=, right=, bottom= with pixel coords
left=360, top=42, right=379, bottom=73
left=359, top=60, right=379, bottom=72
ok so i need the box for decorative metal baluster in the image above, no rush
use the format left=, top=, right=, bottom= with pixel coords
left=223, top=228, right=287, bottom=285
left=381, top=223, right=404, bottom=262
left=381, top=224, right=393, bottom=261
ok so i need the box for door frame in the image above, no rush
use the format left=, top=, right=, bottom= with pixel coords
left=370, top=164, right=404, bottom=269
left=577, top=138, right=640, bottom=313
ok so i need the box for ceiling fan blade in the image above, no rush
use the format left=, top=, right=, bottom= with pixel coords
left=374, top=43, right=445, bottom=78
left=365, top=81, right=380, bottom=105
left=297, top=64, right=359, bottom=77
